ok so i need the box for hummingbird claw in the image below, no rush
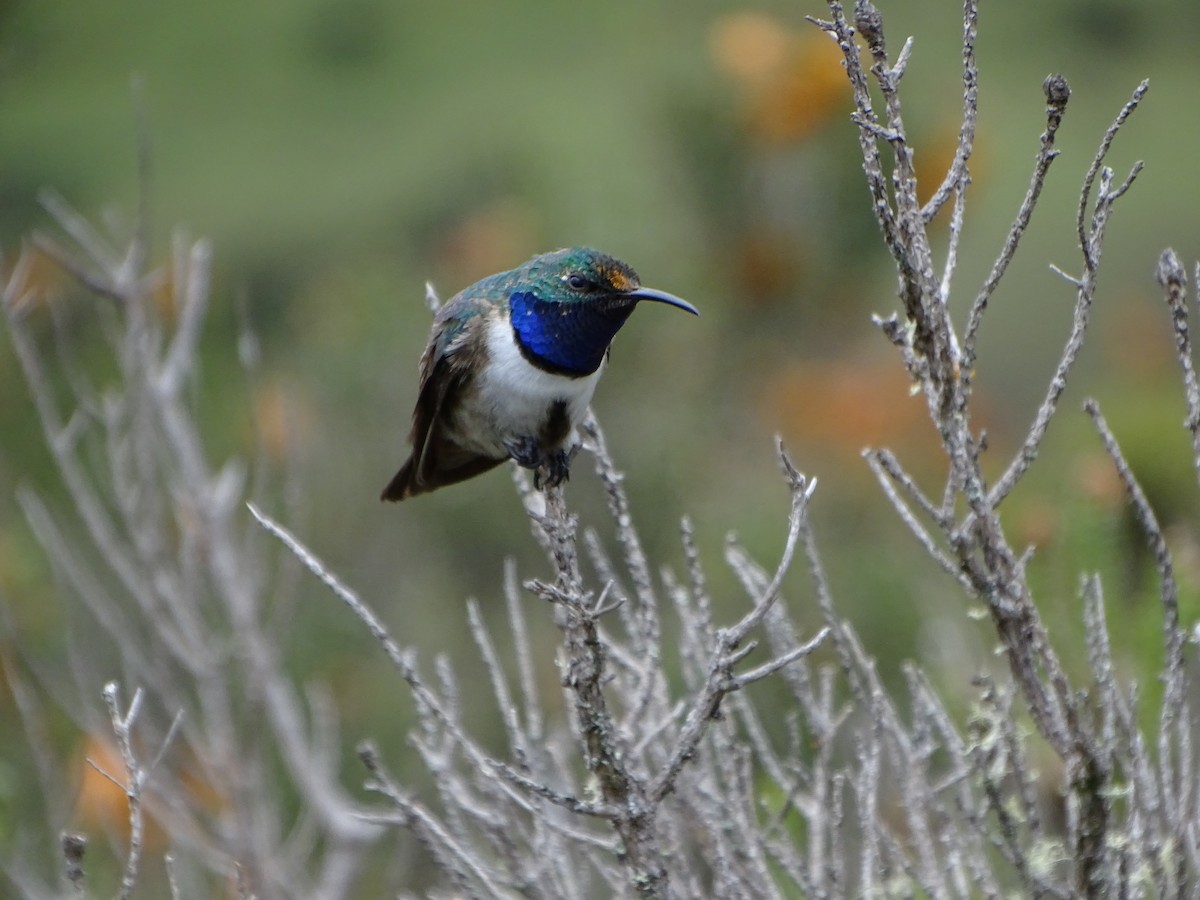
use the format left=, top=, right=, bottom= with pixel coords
left=535, top=448, right=572, bottom=491
left=507, top=437, right=573, bottom=491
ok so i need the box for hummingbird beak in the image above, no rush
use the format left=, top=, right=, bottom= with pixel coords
left=626, top=286, right=699, bottom=316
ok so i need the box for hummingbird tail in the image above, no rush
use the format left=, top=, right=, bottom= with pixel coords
left=380, top=452, right=507, bottom=501
left=380, top=458, right=420, bottom=502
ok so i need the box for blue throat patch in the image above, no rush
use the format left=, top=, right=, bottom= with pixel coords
left=509, top=291, right=636, bottom=376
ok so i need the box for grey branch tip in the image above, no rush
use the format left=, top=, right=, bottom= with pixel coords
left=1043, top=74, right=1071, bottom=108
left=774, top=436, right=818, bottom=499
left=854, top=1, right=885, bottom=48
left=1157, top=248, right=1186, bottom=291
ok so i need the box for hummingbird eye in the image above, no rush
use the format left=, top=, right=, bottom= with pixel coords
left=565, top=273, right=590, bottom=291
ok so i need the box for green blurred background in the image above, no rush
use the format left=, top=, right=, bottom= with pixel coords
left=2, top=0, right=1199, bottom=889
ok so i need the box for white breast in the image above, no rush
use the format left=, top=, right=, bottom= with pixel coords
left=451, top=314, right=602, bottom=456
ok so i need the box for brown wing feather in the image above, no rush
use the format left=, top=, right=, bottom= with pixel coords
left=380, top=316, right=503, bottom=501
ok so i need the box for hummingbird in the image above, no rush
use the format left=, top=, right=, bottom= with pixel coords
left=381, top=247, right=698, bottom=501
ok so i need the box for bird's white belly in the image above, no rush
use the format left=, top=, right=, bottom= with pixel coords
left=451, top=316, right=601, bottom=456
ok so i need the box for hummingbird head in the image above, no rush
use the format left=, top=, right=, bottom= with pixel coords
left=507, top=247, right=698, bottom=376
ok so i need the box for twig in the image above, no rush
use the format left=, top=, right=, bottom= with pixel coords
left=356, top=742, right=512, bottom=897
left=1156, top=249, right=1200, bottom=484
left=1084, top=400, right=1187, bottom=841
left=164, top=853, right=182, bottom=900
left=1077, top=80, right=1150, bottom=269
left=962, top=74, right=1070, bottom=368
left=863, top=449, right=971, bottom=590
left=922, top=0, right=979, bottom=223
left=650, top=441, right=824, bottom=804
left=731, top=629, right=830, bottom=689
left=98, top=682, right=162, bottom=900
left=809, top=5, right=903, bottom=278
left=987, top=80, right=1148, bottom=509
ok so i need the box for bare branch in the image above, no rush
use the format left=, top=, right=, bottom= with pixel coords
left=962, top=74, right=1070, bottom=367
left=1077, top=80, right=1150, bottom=269
left=987, top=82, right=1147, bottom=508
left=98, top=681, right=184, bottom=900
left=1084, top=399, right=1188, bottom=843
left=651, top=443, right=823, bottom=804
left=1156, top=249, right=1200, bottom=484
left=864, top=449, right=972, bottom=589
left=809, top=4, right=902, bottom=268
left=921, top=0, right=980, bottom=223
left=732, top=628, right=829, bottom=689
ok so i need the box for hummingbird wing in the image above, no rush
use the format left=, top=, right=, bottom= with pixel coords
left=380, top=301, right=504, bottom=501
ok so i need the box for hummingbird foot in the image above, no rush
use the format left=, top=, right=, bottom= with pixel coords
left=535, top=447, right=574, bottom=490
left=506, top=437, right=576, bottom=490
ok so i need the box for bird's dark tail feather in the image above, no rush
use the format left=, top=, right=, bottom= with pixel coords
left=380, top=459, right=420, bottom=502
left=380, top=454, right=506, bottom=502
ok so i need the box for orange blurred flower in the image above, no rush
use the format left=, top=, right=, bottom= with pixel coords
left=711, top=12, right=794, bottom=86
left=73, top=733, right=228, bottom=849
left=761, top=354, right=941, bottom=455
left=2, top=243, right=184, bottom=320
left=73, top=735, right=166, bottom=849
left=733, top=227, right=805, bottom=305
left=253, top=377, right=314, bottom=464
left=1, top=244, right=68, bottom=313
left=711, top=13, right=848, bottom=145
left=1011, top=499, right=1061, bottom=550
left=435, top=198, right=539, bottom=287
left=915, top=125, right=960, bottom=207
left=1102, top=303, right=1175, bottom=383
left=1075, top=453, right=1125, bottom=508
left=149, top=266, right=179, bottom=322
